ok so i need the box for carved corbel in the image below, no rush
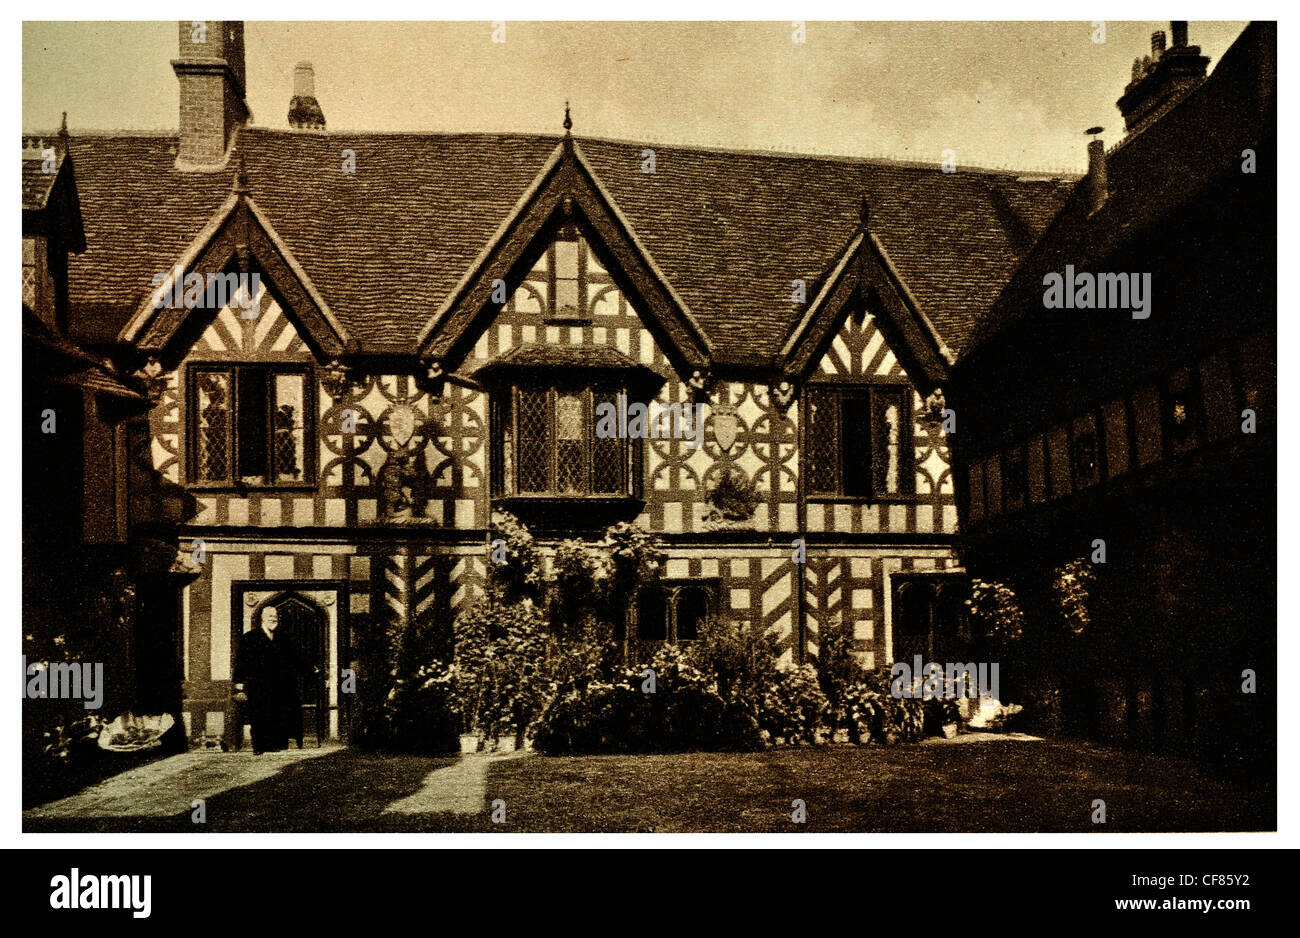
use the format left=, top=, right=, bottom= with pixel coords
left=135, top=356, right=168, bottom=403
left=419, top=357, right=447, bottom=399
left=770, top=379, right=797, bottom=410
left=320, top=359, right=352, bottom=401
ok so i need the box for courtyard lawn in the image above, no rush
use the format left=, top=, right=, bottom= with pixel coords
left=23, top=737, right=1273, bottom=833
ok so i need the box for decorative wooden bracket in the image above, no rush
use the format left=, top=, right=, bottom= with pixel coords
left=771, top=380, right=797, bottom=410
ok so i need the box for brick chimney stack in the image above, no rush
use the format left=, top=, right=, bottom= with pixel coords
left=288, top=62, right=327, bottom=130
left=1116, top=20, right=1209, bottom=136
left=172, top=21, right=250, bottom=167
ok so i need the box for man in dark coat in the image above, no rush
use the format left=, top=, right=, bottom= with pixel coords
left=232, top=606, right=305, bottom=753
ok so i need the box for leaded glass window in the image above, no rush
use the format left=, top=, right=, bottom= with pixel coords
left=22, top=237, right=38, bottom=309
left=189, top=364, right=313, bottom=486
left=805, top=384, right=913, bottom=498
left=553, top=237, right=581, bottom=316
left=495, top=384, right=636, bottom=497
left=195, top=371, right=232, bottom=482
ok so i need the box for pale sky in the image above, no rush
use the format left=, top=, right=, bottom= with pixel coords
left=24, top=20, right=1249, bottom=173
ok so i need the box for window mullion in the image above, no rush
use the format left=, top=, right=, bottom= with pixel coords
left=265, top=367, right=275, bottom=484
left=509, top=384, right=520, bottom=493
left=584, top=389, right=594, bottom=494
left=548, top=386, right=557, bottom=493
left=511, top=386, right=520, bottom=495
left=230, top=367, right=241, bottom=484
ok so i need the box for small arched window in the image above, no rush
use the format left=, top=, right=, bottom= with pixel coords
left=635, top=581, right=717, bottom=645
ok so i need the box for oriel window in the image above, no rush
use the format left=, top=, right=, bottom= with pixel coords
left=493, top=383, right=636, bottom=497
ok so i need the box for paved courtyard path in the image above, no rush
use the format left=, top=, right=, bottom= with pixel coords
left=382, top=750, right=530, bottom=815
left=24, top=745, right=341, bottom=821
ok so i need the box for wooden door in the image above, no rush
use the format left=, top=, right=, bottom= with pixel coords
left=273, top=595, right=327, bottom=745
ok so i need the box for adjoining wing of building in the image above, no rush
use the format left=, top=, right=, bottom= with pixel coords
left=951, top=22, right=1275, bottom=769
left=23, top=21, right=1271, bottom=757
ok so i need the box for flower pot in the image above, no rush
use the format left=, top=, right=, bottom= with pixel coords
left=941, top=722, right=958, bottom=740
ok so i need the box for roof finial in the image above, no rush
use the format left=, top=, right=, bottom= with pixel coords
left=859, top=195, right=870, bottom=232
left=563, top=100, right=572, bottom=135
left=58, top=111, right=70, bottom=153
left=234, top=150, right=249, bottom=194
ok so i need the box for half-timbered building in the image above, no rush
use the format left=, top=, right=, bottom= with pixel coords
left=950, top=22, right=1275, bottom=772
left=23, top=121, right=185, bottom=733
left=39, top=21, right=1079, bottom=747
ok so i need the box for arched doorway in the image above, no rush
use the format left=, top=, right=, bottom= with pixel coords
left=890, top=573, right=972, bottom=667
left=241, top=592, right=329, bottom=747
left=270, top=593, right=328, bottom=745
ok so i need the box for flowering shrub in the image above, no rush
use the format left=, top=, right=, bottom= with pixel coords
left=840, top=669, right=927, bottom=744
left=684, top=617, right=779, bottom=710
left=967, top=579, right=1026, bottom=650
left=382, top=660, right=459, bottom=754
left=1051, top=558, right=1098, bottom=637
left=353, top=570, right=458, bottom=754
left=601, top=521, right=665, bottom=606
left=532, top=644, right=763, bottom=754
left=488, top=510, right=544, bottom=604
left=812, top=615, right=865, bottom=735
left=551, top=538, right=616, bottom=649
left=758, top=664, right=830, bottom=745
left=553, top=539, right=613, bottom=608
left=452, top=597, right=550, bottom=745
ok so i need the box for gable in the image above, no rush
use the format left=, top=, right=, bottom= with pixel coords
left=62, top=129, right=1072, bottom=358
left=811, top=307, right=906, bottom=381
left=781, top=229, right=950, bottom=391
left=416, top=138, right=711, bottom=376
left=460, top=228, right=673, bottom=374
left=807, top=300, right=956, bottom=510
left=186, top=280, right=310, bottom=360
left=119, top=193, right=351, bottom=361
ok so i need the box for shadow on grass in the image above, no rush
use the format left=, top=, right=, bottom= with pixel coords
left=23, top=738, right=1277, bottom=834
left=24, top=748, right=465, bottom=833
left=24, top=746, right=176, bottom=812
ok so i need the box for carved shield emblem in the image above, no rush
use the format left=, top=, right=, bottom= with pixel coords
left=712, top=403, right=739, bottom=451
left=385, top=403, right=418, bottom=447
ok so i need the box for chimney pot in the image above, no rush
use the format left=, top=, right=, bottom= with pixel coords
left=1116, top=20, right=1207, bottom=135
left=1086, top=137, right=1107, bottom=215
left=294, top=62, right=316, bottom=98
left=288, top=61, right=327, bottom=130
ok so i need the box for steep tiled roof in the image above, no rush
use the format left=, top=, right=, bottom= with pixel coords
left=22, top=160, right=59, bottom=211
left=476, top=343, right=647, bottom=371
left=967, top=21, right=1275, bottom=353
left=23, top=306, right=147, bottom=400
left=57, top=127, right=1072, bottom=362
